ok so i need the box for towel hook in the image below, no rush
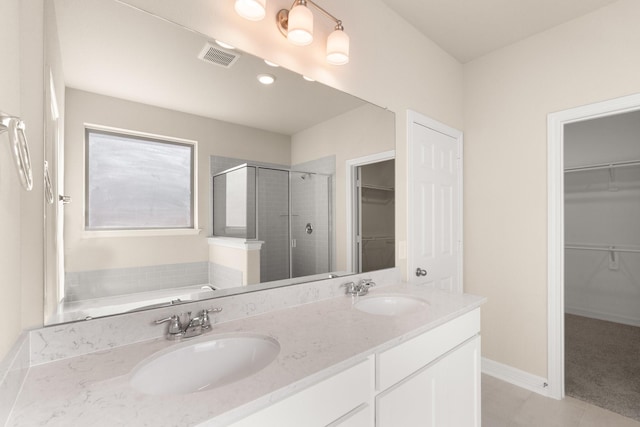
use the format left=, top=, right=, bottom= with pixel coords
left=0, top=113, right=33, bottom=191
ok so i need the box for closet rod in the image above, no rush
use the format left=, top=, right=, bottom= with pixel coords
left=565, top=245, right=640, bottom=254
left=362, top=236, right=395, bottom=241
left=564, top=159, right=640, bottom=173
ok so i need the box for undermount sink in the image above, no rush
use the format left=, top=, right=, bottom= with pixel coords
left=354, top=295, right=428, bottom=316
left=130, top=334, right=280, bottom=395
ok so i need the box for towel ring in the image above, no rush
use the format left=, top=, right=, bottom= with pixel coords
left=0, top=113, right=33, bottom=191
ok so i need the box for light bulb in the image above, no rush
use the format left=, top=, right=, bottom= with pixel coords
left=257, top=74, right=276, bottom=85
left=234, top=0, right=266, bottom=21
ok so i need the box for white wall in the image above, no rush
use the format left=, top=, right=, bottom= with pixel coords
left=64, top=88, right=291, bottom=271
left=464, top=0, right=640, bottom=377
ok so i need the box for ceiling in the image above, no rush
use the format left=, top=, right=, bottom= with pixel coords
left=53, top=0, right=366, bottom=136
left=379, top=0, right=621, bottom=63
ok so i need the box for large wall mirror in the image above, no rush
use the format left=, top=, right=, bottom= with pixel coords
left=43, top=0, right=396, bottom=325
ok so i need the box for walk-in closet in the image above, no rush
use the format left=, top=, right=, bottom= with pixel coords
left=564, top=110, right=640, bottom=421
left=357, top=160, right=395, bottom=273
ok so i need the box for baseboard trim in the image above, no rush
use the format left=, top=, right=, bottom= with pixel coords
left=482, top=357, right=551, bottom=397
left=565, top=307, right=640, bottom=328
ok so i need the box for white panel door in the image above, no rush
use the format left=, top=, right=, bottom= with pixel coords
left=408, top=111, right=462, bottom=292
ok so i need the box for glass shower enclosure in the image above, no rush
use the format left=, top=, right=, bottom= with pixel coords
left=213, top=164, right=332, bottom=282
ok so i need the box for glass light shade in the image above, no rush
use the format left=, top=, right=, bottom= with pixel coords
left=287, top=4, right=313, bottom=46
left=326, top=29, right=349, bottom=65
left=234, top=0, right=266, bottom=21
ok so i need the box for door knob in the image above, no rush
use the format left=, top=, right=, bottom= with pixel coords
left=59, top=195, right=72, bottom=204
left=415, top=268, right=427, bottom=277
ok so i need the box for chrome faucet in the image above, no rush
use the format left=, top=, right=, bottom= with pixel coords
left=341, top=278, right=376, bottom=296
left=155, top=307, right=222, bottom=340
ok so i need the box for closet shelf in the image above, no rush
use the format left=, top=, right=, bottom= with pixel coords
left=565, top=244, right=640, bottom=254
left=362, top=236, right=395, bottom=242
left=361, top=184, right=394, bottom=192
left=564, top=159, right=640, bottom=173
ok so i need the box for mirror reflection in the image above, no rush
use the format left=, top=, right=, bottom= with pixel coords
left=43, top=0, right=396, bottom=325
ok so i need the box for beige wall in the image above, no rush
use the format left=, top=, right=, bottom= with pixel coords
left=64, top=89, right=291, bottom=271
left=291, top=104, right=395, bottom=271
left=463, top=0, right=640, bottom=377
left=0, top=0, right=23, bottom=361
left=0, top=0, right=45, bottom=361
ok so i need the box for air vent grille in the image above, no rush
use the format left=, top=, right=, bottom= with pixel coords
left=198, top=43, right=241, bottom=68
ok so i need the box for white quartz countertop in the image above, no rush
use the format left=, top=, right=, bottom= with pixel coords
left=8, top=284, right=485, bottom=426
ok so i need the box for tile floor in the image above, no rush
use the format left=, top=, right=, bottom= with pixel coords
left=482, top=374, right=640, bottom=427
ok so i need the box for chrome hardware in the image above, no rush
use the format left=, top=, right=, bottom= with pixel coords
left=341, top=279, right=376, bottom=296
left=305, top=223, right=313, bottom=234
left=416, top=268, right=427, bottom=277
left=59, top=195, right=72, bottom=204
left=155, top=315, right=183, bottom=340
left=341, top=281, right=357, bottom=295
left=0, top=113, right=33, bottom=191
left=155, top=307, right=223, bottom=340
left=44, top=161, right=54, bottom=204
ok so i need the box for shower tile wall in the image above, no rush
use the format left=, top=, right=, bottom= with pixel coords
left=293, top=156, right=336, bottom=274
left=291, top=172, right=331, bottom=277
left=65, top=262, right=209, bottom=301
left=208, top=262, right=244, bottom=289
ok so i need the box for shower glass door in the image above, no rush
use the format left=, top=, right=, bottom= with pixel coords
left=290, top=172, right=331, bottom=278
left=257, top=168, right=290, bottom=282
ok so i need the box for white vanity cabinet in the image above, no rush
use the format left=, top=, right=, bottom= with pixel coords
left=376, top=308, right=481, bottom=427
left=228, top=308, right=480, bottom=427
left=228, top=357, right=374, bottom=427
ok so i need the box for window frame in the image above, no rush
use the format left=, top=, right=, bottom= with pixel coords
left=83, top=125, right=198, bottom=235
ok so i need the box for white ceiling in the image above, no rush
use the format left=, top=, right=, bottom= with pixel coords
left=379, top=0, right=621, bottom=63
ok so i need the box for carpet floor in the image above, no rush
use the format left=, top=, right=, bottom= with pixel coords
left=565, top=314, right=640, bottom=422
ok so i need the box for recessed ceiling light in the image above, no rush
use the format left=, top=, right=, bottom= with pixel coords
left=214, top=40, right=235, bottom=50
left=257, top=74, right=276, bottom=85
left=264, top=59, right=280, bottom=67
left=302, top=75, right=315, bottom=82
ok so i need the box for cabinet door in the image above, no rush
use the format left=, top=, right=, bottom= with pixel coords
left=376, top=336, right=480, bottom=427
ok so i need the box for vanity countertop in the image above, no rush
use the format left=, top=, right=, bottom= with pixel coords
left=8, top=284, right=485, bottom=426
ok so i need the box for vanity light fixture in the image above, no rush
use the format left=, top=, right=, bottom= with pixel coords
left=302, top=75, right=315, bottom=82
left=264, top=59, right=280, bottom=67
left=234, top=0, right=349, bottom=65
left=277, top=0, right=349, bottom=65
left=234, top=0, right=266, bottom=21
left=257, top=73, right=276, bottom=85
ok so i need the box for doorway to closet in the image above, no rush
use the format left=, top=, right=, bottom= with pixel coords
left=548, top=95, right=640, bottom=420
left=354, top=159, right=395, bottom=273
left=562, top=110, right=640, bottom=421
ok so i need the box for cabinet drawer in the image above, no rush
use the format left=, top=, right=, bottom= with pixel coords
left=230, top=356, right=373, bottom=427
left=376, top=308, right=480, bottom=390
